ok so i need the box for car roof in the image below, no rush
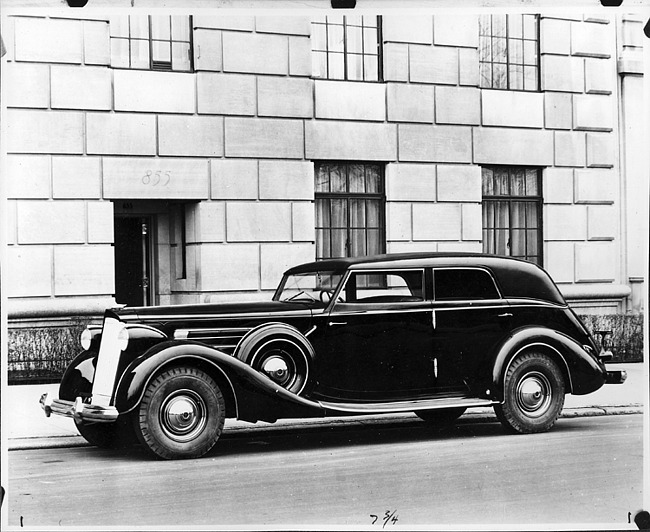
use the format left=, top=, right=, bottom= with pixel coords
left=284, top=253, right=567, bottom=305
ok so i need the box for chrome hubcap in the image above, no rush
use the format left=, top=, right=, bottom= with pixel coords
left=516, top=372, right=552, bottom=418
left=261, top=356, right=292, bottom=387
left=160, top=390, right=207, bottom=442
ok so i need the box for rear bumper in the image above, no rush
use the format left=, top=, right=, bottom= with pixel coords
left=40, top=393, right=118, bottom=423
left=605, top=369, right=627, bottom=385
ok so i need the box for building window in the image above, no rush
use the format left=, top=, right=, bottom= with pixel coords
left=315, top=162, right=385, bottom=261
left=110, top=15, right=193, bottom=72
left=311, top=15, right=383, bottom=81
left=482, top=166, right=543, bottom=265
left=479, top=14, right=539, bottom=91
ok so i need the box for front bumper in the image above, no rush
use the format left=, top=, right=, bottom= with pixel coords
left=605, top=369, right=627, bottom=385
left=40, top=393, right=119, bottom=423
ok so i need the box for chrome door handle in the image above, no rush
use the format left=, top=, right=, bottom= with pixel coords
left=498, top=313, right=513, bottom=318
left=328, top=321, right=347, bottom=326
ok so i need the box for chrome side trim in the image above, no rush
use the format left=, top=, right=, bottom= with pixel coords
left=304, top=325, right=317, bottom=337
left=130, top=310, right=312, bottom=321
left=318, top=396, right=496, bottom=414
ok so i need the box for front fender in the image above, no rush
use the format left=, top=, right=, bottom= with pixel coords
left=114, top=340, right=325, bottom=422
left=59, top=350, right=97, bottom=401
left=488, top=327, right=606, bottom=400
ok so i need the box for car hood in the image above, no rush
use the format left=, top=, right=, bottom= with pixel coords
left=113, top=300, right=315, bottom=322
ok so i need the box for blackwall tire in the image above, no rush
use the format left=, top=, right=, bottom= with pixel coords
left=134, top=366, right=225, bottom=460
left=416, top=407, right=466, bottom=428
left=495, top=352, right=565, bottom=434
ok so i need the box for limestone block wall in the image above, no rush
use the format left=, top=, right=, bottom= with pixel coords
left=1, top=12, right=637, bottom=315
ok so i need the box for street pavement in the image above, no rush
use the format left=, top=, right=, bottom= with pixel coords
left=3, top=362, right=645, bottom=451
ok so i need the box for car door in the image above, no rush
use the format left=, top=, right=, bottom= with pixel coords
left=313, top=268, right=437, bottom=400
left=431, top=267, right=512, bottom=393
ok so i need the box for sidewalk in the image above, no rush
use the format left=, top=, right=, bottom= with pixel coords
left=3, top=363, right=645, bottom=451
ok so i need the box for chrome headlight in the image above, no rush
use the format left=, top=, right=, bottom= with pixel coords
left=80, top=328, right=93, bottom=350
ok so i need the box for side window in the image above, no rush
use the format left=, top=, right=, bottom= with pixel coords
left=434, top=269, right=500, bottom=301
left=342, top=270, right=424, bottom=304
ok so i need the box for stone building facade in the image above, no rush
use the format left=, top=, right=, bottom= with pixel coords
left=1, top=11, right=646, bottom=328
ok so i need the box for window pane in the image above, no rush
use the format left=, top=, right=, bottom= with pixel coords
left=172, top=42, right=191, bottom=71
left=493, top=63, right=508, bottom=89
left=494, top=168, right=509, bottom=195
left=524, top=40, right=538, bottom=66
left=495, top=228, right=509, bottom=255
left=527, top=230, right=539, bottom=260
left=366, top=201, right=381, bottom=227
left=331, top=199, right=348, bottom=227
left=151, top=16, right=171, bottom=40
left=363, top=27, right=378, bottom=54
left=152, top=40, right=171, bottom=63
left=330, top=165, right=346, bottom=193
left=511, top=169, right=525, bottom=196
left=349, top=199, right=366, bottom=227
left=130, top=15, right=149, bottom=39
left=111, top=38, right=130, bottom=68
left=130, top=39, right=150, bottom=69
left=510, top=229, right=526, bottom=257
left=312, top=23, right=327, bottom=51
left=479, top=15, right=491, bottom=36
left=328, top=23, right=345, bottom=53
left=349, top=165, right=365, bottom=193
left=171, top=16, right=190, bottom=41
left=492, top=37, right=507, bottom=62
left=482, top=167, right=494, bottom=195
left=510, top=64, right=524, bottom=90
left=523, top=15, right=537, bottom=39
left=365, top=166, right=381, bottom=193
left=347, top=53, right=364, bottom=81
left=347, top=24, right=363, bottom=54
left=110, top=16, right=129, bottom=38
left=511, top=201, right=526, bottom=228
left=366, top=228, right=382, bottom=256
left=524, top=66, right=538, bottom=91
left=316, top=228, right=330, bottom=260
left=508, top=38, right=523, bottom=64
left=480, top=61, right=492, bottom=88
left=526, top=202, right=539, bottom=228
left=525, top=169, right=539, bottom=195
left=328, top=52, right=345, bottom=80
left=492, top=15, right=507, bottom=38
left=316, top=198, right=331, bottom=227
left=330, top=229, right=347, bottom=258
left=509, top=15, right=523, bottom=38
left=316, top=165, right=330, bottom=193
left=350, top=229, right=367, bottom=256
left=364, top=55, right=378, bottom=82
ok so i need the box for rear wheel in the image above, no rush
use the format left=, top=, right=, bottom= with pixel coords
left=416, top=407, right=466, bottom=428
left=134, top=366, right=225, bottom=460
left=495, top=352, right=565, bottom=434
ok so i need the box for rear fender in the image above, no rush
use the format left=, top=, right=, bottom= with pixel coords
left=488, top=327, right=606, bottom=401
left=114, top=340, right=324, bottom=422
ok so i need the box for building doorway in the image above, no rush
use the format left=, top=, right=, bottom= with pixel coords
left=114, top=215, right=154, bottom=307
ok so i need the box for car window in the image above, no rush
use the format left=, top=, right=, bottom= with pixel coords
left=342, top=270, right=424, bottom=304
left=434, top=268, right=500, bottom=301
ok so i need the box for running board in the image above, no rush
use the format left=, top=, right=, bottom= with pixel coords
left=318, top=396, right=497, bottom=415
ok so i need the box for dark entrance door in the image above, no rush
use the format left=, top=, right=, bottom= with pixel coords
left=114, top=216, right=153, bottom=306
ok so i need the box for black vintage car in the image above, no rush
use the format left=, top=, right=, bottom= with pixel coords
left=41, top=253, right=626, bottom=459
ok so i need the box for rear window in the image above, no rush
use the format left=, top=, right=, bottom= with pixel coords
left=434, top=268, right=500, bottom=301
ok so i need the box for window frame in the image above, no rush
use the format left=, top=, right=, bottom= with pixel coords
left=481, top=165, right=544, bottom=266
left=110, top=15, right=194, bottom=73
left=311, top=15, right=384, bottom=82
left=478, top=13, right=540, bottom=92
left=314, top=161, right=386, bottom=262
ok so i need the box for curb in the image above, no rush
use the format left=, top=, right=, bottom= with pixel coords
left=8, top=405, right=643, bottom=451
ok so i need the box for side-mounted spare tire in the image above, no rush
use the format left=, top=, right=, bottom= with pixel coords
left=235, top=323, right=315, bottom=396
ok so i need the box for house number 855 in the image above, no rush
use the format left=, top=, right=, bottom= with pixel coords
left=142, top=170, right=171, bottom=186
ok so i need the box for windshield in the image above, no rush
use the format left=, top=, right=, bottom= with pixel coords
left=273, top=271, right=344, bottom=305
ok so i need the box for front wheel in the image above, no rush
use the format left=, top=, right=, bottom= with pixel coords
left=134, top=366, right=225, bottom=460
left=495, top=352, right=565, bottom=434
